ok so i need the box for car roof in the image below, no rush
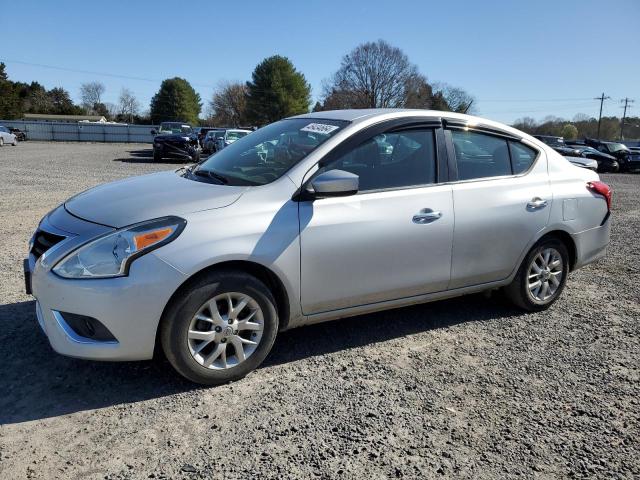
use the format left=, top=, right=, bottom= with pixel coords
left=290, top=108, right=537, bottom=142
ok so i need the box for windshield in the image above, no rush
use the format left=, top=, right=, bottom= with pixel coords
left=196, top=118, right=348, bottom=186
left=226, top=131, right=249, bottom=142
left=607, top=142, right=629, bottom=153
left=160, top=122, right=192, bottom=134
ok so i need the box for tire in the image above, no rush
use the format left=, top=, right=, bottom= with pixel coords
left=503, top=237, right=569, bottom=312
left=12, top=138, right=18, bottom=146
left=153, top=149, right=162, bottom=162
left=160, top=270, right=279, bottom=385
left=0, top=137, right=4, bottom=147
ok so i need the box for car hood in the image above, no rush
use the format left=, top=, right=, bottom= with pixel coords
left=65, top=170, right=246, bottom=228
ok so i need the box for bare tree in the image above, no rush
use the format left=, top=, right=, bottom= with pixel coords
left=118, top=88, right=140, bottom=123
left=433, top=83, right=475, bottom=113
left=80, top=81, right=105, bottom=113
left=209, top=81, right=248, bottom=126
left=322, top=40, right=423, bottom=108
left=512, top=116, right=538, bottom=133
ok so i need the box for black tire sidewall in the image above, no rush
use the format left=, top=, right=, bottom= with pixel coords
left=161, top=272, right=278, bottom=385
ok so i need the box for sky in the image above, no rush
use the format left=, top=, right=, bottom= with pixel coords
left=1, top=0, right=638, bottom=124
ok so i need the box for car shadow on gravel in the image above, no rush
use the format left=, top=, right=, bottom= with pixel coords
left=113, top=148, right=160, bottom=163
left=0, top=294, right=520, bottom=425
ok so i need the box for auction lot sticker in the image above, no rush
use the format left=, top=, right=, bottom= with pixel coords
left=300, top=123, right=340, bottom=134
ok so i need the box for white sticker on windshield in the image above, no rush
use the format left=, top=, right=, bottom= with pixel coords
left=300, top=123, right=339, bottom=135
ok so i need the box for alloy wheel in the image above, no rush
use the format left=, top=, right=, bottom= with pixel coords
left=527, top=247, right=563, bottom=303
left=187, top=292, right=264, bottom=370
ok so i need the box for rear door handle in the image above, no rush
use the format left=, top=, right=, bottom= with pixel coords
left=412, top=209, right=442, bottom=224
left=527, top=197, right=548, bottom=209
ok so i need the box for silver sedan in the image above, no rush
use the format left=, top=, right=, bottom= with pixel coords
left=26, top=110, right=612, bottom=385
left=0, top=125, right=18, bottom=146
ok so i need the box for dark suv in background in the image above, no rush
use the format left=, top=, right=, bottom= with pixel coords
left=583, top=139, right=637, bottom=172
left=150, top=122, right=200, bottom=162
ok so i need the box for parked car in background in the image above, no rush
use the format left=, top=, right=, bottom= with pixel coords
left=563, top=156, right=598, bottom=171
left=214, top=129, right=251, bottom=152
left=533, top=135, right=582, bottom=157
left=197, top=127, right=222, bottom=148
left=9, top=127, right=27, bottom=141
left=0, top=126, right=18, bottom=146
left=150, top=122, right=200, bottom=162
left=626, top=146, right=640, bottom=171
left=570, top=146, right=619, bottom=173
left=203, top=129, right=225, bottom=154
left=584, top=139, right=636, bottom=171
left=26, top=109, right=612, bottom=385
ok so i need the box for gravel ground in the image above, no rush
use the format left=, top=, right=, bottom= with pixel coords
left=0, top=142, right=638, bottom=479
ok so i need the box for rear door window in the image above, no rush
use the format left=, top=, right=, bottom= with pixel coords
left=451, top=130, right=511, bottom=180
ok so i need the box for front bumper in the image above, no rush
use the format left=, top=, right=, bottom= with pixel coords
left=29, top=207, right=187, bottom=361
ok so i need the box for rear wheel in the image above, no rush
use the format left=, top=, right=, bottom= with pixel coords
left=504, top=238, right=569, bottom=311
left=160, top=270, right=279, bottom=385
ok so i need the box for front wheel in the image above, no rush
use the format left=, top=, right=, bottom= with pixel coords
left=153, top=148, right=162, bottom=162
left=160, top=270, right=279, bottom=385
left=0, top=137, right=4, bottom=147
left=504, top=238, right=569, bottom=311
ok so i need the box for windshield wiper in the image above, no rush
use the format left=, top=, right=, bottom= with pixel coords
left=193, top=168, right=228, bottom=184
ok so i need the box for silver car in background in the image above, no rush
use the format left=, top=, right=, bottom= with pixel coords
left=214, top=128, right=251, bottom=152
left=0, top=125, right=18, bottom=146
left=26, top=109, right=612, bottom=385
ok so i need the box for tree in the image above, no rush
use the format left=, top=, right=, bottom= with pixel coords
left=48, top=87, right=83, bottom=115
left=403, top=75, right=435, bottom=109
left=322, top=40, right=422, bottom=109
left=80, top=81, right=106, bottom=113
left=118, top=87, right=140, bottom=123
left=245, top=55, right=311, bottom=125
left=209, top=81, right=248, bottom=126
left=150, top=77, right=201, bottom=124
left=0, top=63, right=22, bottom=119
left=560, top=123, right=578, bottom=140
left=433, top=83, right=475, bottom=113
left=512, top=117, right=538, bottom=133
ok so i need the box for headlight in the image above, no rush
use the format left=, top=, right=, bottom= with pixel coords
left=53, top=216, right=186, bottom=279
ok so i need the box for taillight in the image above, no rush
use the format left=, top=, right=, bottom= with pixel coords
left=587, top=181, right=612, bottom=211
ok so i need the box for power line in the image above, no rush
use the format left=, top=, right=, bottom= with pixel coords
left=0, top=58, right=217, bottom=90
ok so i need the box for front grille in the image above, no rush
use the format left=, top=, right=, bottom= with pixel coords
left=31, top=230, right=66, bottom=260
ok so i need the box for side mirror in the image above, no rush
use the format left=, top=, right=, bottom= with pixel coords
left=150, top=129, right=157, bottom=135
left=307, top=169, right=359, bottom=198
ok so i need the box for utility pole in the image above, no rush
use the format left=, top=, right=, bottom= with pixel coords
left=620, top=97, right=634, bottom=140
left=594, top=92, right=610, bottom=139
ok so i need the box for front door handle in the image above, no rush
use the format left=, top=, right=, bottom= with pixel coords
left=527, top=197, right=548, bottom=210
left=412, top=209, right=442, bottom=224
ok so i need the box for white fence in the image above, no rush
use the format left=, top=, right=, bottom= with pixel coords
left=0, top=120, right=155, bottom=143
